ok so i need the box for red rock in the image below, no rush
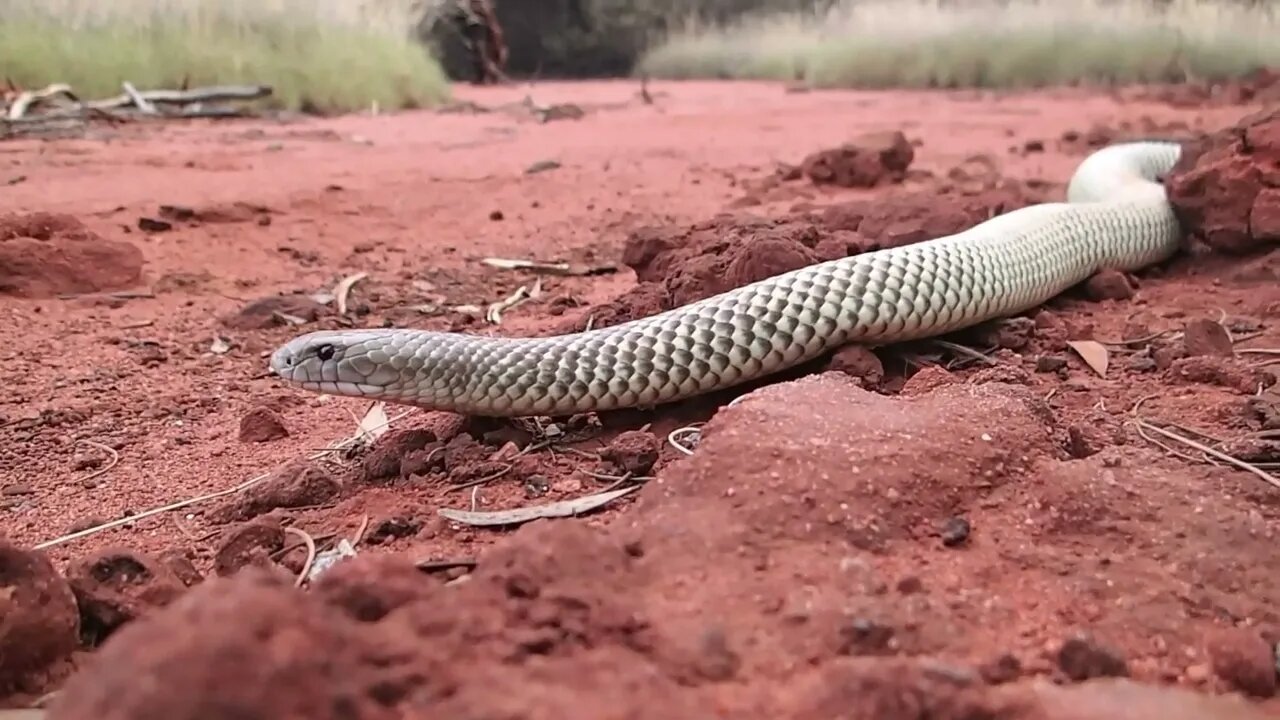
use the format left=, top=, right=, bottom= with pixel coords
left=215, top=459, right=341, bottom=521
left=221, top=294, right=331, bottom=330
left=1181, top=319, right=1235, bottom=358
left=724, top=235, right=819, bottom=289
left=801, top=131, right=915, bottom=188
left=1057, top=634, right=1130, bottom=681
left=827, top=346, right=885, bottom=388
left=237, top=406, right=289, bottom=443
left=599, top=430, right=660, bottom=477
left=0, top=212, right=144, bottom=298
left=360, top=428, right=438, bottom=484
left=1084, top=270, right=1135, bottom=301
left=1252, top=188, right=1280, bottom=242
left=0, top=540, right=80, bottom=693
left=1207, top=627, right=1277, bottom=698
left=213, top=517, right=287, bottom=577
left=1166, top=108, right=1280, bottom=254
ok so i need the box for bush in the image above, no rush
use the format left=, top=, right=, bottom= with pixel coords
left=419, top=0, right=829, bottom=80
left=637, top=0, right=1280, bottom=88
left=1, top=0, right=452, bottom=114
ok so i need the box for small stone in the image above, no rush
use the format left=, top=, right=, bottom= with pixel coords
left=1185, top=662, right=1212, bottom=683
left=896, top=576, right=924, bottom=594
left=1182, top=318, right=1236, bottom=358
left=693, top=626, right=740, bottom=682
left=360, top=429, right=437, bottom=483
left=600, top=430, right=661, bottom=476
left=1057, top=634, right=1129, bottom=682
left=137, top=217, right=172, bottom=233
left=1084, top=269, right=1135, bottom=301
left=215, top=459, right=341, bottom=521
left=221, top=294, right=330, bottom=330
left=827, top=346, right=885, bottom=387
left=1036, top=355, right=1068, bottom=373
left=838, top=617, right=896, bottom=656
left=213, top=517, right=286, bottom=577
left=939, top=516, right=971, bottom=547
left=238, top=407, right=289, bottom=443
left=980, top=653, right=1023, bottom=684
left=1067, top=423, right=1110, bottom=459
left=1207, top=627, right=1277, bottom=697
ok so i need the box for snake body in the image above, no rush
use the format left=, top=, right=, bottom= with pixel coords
left=269, top=141, right=1184, bottom=417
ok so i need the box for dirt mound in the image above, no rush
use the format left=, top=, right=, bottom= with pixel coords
left=0, top=213, right=144, bottom=298
left=45, top=373, right=1280, bottom=717
left=560, top=180, right=1052, bottom=332
left=1166, top=107, right=1280, bottom=255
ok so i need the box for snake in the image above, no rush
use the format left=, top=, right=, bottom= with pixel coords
left=269, top=141, right=1184, bottom=417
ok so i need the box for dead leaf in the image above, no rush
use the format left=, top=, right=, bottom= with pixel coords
left=1067, top=340, right=1110, bottom=377
left=353, top=401, right=390, bottom=446
left=333, top=272, right=368, bottom=316
left=438, top=484, right=640, bottom=527
left=480, top=257, right=617, bottom=277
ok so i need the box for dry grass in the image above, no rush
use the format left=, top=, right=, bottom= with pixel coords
left=637, top=0, right=1280, bottom=88
left=1, top=0, right=453, bottom=113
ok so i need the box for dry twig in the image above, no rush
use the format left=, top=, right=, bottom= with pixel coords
left=283, top=527, right=318, bottom=587
left=35, top=403, right=405, bottom=550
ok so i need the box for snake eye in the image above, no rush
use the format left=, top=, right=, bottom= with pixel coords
left=315, top=344, right=336, bottom=361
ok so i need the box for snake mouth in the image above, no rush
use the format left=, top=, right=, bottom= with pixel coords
left=297, top=380, right=388, bottom=397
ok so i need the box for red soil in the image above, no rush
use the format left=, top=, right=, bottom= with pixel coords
left=1, top=80, right=1279, bottom=717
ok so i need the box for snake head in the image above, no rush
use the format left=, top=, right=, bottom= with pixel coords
left=269, top=329, right=410, bottom=399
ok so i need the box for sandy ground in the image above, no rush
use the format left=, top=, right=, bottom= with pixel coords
left=3, top=80, right=1280, bottom=715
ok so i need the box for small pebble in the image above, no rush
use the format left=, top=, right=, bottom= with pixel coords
left=940, top=516, right=971, bottom=547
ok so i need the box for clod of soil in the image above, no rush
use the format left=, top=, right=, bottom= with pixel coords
left=237, top=406, right=290, bottom=443
left=221, top=294, right=332, bottom=330
left=800, top=130, right=915, bottom=188
left=599, top=430, right=661, bottom=476
left=65, top=547, right=188, bottom=644
left=213, top=516, right=287, bottom=576
left=1206, top=627, right=1278, bottom=698
left=44, top=568, right=409, bottom=720
left=1166, top=107, right=1280, bottom=254
left=0, top=212, right=144, bottom=298
left=0, top=541, right=81, bottom=693
left=212, top=459, right=342, bottom=522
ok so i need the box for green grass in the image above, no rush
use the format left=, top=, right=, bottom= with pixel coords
left=636, top=0, right=1280, bottom=89
left=0, top=0, right=452, bottom=114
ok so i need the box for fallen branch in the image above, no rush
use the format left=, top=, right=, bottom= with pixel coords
left=86, top=84, right=272, bottom=110
left=120, top=81, right=156, bottom=115
left=4, top=83, right=77, bottom=120
left=2, top=82, right=274, bottom=138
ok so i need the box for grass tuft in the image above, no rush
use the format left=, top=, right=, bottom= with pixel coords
left=0, top=0, right=452, bottom=114
left=637, top=0, right=1280, bottom=89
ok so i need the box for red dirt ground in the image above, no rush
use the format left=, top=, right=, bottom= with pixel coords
left=2, top=80, right=1280, bottom=717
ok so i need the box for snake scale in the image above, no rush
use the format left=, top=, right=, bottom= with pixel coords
left=269, top=141, right=1184, bottom=417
